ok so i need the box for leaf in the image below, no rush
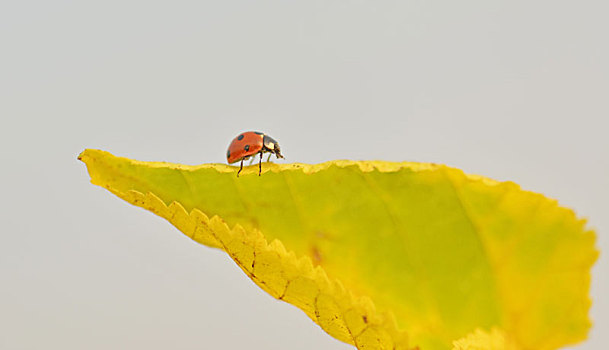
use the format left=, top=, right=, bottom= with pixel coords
left=451, top=328, right=512, bottom=350
left=79, top=149, right=597, bottom=350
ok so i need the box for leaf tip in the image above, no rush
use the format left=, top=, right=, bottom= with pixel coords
left=77, top=148, right=100, bottom=164
left=77, top=149, right=88, bottom=162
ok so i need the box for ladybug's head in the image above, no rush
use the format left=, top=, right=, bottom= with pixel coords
left=262, top=135, right=284, bottom=159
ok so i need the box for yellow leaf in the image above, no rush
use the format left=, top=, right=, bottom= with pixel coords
left=79, top=149, right=597, bottom=350
left=452, top=328, right=512, bottom=350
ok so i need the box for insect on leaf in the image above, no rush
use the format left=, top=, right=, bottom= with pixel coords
left=79, top=149, right=597, bottom=350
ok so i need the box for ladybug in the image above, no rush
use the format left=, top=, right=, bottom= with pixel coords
left=226, top=131, right=284, bottom=176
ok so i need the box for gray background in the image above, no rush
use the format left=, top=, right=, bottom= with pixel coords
left=1, top=1, right=607, bottom=349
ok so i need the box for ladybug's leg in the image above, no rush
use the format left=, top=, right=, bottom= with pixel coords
left=237, top=159, right=243, bottom=177
left=258, top=152, right=262, bottom=176
left=266, top=153, right=272, bottom=162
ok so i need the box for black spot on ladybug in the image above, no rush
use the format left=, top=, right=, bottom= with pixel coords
left=226, top=149, right=231, bottom=158
left=237, top=134, right=244, bottom=141
left=254, top=131, right=263, bottom=135
left=244, top=144, right=250, bottom=151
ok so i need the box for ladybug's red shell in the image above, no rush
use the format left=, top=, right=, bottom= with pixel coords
left=226, top=131, right=265, bottom=164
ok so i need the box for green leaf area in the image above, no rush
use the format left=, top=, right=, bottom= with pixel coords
left=79, top=149, right=597, bottom=350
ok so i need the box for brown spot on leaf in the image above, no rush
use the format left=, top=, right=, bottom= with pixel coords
left=311, top=245, right=322, bottom=265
